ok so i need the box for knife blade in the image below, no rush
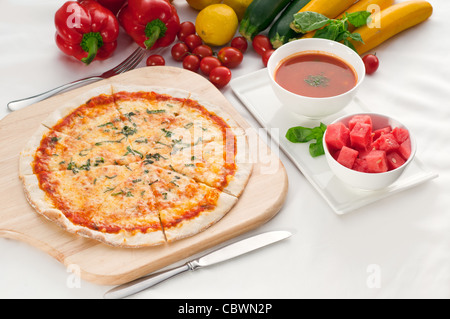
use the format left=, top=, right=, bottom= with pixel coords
left=104, top=230, right=292, bottom=299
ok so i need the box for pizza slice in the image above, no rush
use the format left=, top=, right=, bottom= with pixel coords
left=146, top=96, right=247, bottom=170
left=148, top=99, right=234, bottom=155
left=19, top=125, right=137, bottom=177
left=112, top=86, right=189, bottom=157
left=149, top=165, right=238, bottom=243
left=176, top=97, right=246, bottom=143
left=91, top=162, right=165, bottom=247
left=43, top=91, right=137, bottom=159
left=170, top=135, right=252, bottom=197
left=22, top=165, right=135, bottom=240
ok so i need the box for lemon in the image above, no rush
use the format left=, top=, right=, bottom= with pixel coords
left=186, top=0, right=222, bottom=11
left=195, top=4, right=239, bottom=46
left=223, top=0, right=253, bottom=21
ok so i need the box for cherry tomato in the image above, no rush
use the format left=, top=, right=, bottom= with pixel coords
left=252, top=35, right=273, bottom=56
left=262, top=49, right=275, bottom=67
left=171, top=42, right=189, bottom=62
left=146, top=54, right=165, bottom=66
left=178, top=21, right=196, bottom=42
left=209, top=66, right=232, bottom=89
left=218, top=47, right=243, bottom=69
left=192, top=44, right=213, bottom=59
left=200, top=56, right=222, bottom=76
left=362, top=54, right=379, bottom=75
left=183, top=54, right=201, bottom=72
left=231, top=36, right=248, bottom=53
left=184, top=34, right=203, bottom=51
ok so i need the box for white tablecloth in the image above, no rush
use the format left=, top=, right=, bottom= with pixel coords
left=1, top=0, right=449, bottom=299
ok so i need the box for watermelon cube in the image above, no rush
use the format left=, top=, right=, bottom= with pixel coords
left=365, top=150, right=388, bottom=173
left=373, top=126, right=392, bottom=140
left=348, top=115, right=372, bottom=131
left=392, top=127, right=410, bottom=144
left=337, top=146, right=359, bottom=169
left=325, top=122, right=349, bottom=150
left=350, top=122, right=372, bottom=150
left=331, top=149, right=341, bottom=161
left=352, top=158, right=369, bottom=173
left=358, top=148, right=372, bottom=160
left=398, top=138, right=412, bottom=160
left=372, top=133, right=400, bottom=152
left=386, top=151, right=406, bottom=170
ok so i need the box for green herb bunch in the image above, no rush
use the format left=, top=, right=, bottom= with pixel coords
left=286, top=123, right=327, bottom=158
left=291, top=11, right=372, bottom=51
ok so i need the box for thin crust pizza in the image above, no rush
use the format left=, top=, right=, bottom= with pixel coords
left=19, top=85, right=252, bottom=248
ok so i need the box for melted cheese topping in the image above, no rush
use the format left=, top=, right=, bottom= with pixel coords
left=32, top=91, right=238, bottom=238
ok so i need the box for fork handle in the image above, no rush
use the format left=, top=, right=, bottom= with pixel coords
left=7, top=76, right=103, bottom=112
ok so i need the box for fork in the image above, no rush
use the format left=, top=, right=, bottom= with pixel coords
left=7, top=47, right=147, bottom=112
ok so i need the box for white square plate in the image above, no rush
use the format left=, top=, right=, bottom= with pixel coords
left=230, top=69, right=438, bottom=214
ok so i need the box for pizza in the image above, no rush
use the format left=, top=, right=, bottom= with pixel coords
left=19, top=85, right=252, bottom=248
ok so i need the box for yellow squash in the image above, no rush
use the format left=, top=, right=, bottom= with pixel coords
left=302, top=0, right=395, bottom=38
left=336, top=0, right=395, bottom=22
left=351, top=0, right=433, bottom=55
left=297, top=0, right=357, bottom=18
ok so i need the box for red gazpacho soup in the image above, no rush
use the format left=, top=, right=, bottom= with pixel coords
left=275, top=50, right=358, bottom=98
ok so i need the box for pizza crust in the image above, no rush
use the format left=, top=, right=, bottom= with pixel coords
left=111, top=84, right=191, bottom=101
left=163, top=191, right=238, bottom=243
left=42, top=85, right=114, bottom=129
left=223, top=134, right=253, bottom=198
left=19, top=125, right=50, bottom=178
left=75, top=226, right=166, bottom=248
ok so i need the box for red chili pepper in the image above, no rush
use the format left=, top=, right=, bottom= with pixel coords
left=118, top=0, right=180, bottom=50
left=55, top=1, right=120, bottom=65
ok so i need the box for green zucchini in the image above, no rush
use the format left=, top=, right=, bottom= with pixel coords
left=269, top=0, right=311, bottom=49
left=239, top=0, right=293, bottom=41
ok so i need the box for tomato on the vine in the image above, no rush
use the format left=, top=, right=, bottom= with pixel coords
left=171, top=42, right=189, bottom=62
left=146, top=54, right=165, bottom=66
left=209, top=66, right=232, bottom=88
left=362, top=54, right=379, bottom=75
left=183, top=54, right=201, bottom=72
left=178, top=21, right=196, bottom=42
left=218, top=47, right=243, bottom=69
left=200, top=56, right=222, bottom=76
left=252, top=35, right=272, bottom=56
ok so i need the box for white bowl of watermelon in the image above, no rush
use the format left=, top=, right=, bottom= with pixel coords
left=323, top=113, right=416, bottom=191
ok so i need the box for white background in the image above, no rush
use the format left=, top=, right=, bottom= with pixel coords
left=0, top=0, right=449, bottom=299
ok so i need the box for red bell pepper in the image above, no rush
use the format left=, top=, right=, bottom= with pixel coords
left=118, top=0, right=180, bottom=50
left=87, top=0, right=127, bottom=15
left=55, top=1, right=120, bottom=65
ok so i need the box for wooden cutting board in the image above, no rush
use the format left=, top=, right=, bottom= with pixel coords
left=0, top=66, right=288, bottom=285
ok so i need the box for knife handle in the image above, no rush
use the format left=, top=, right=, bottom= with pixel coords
left=104, top=262, right=196, bottom=299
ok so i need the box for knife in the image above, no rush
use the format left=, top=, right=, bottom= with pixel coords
left=103, top=230, right=292, bottom=299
